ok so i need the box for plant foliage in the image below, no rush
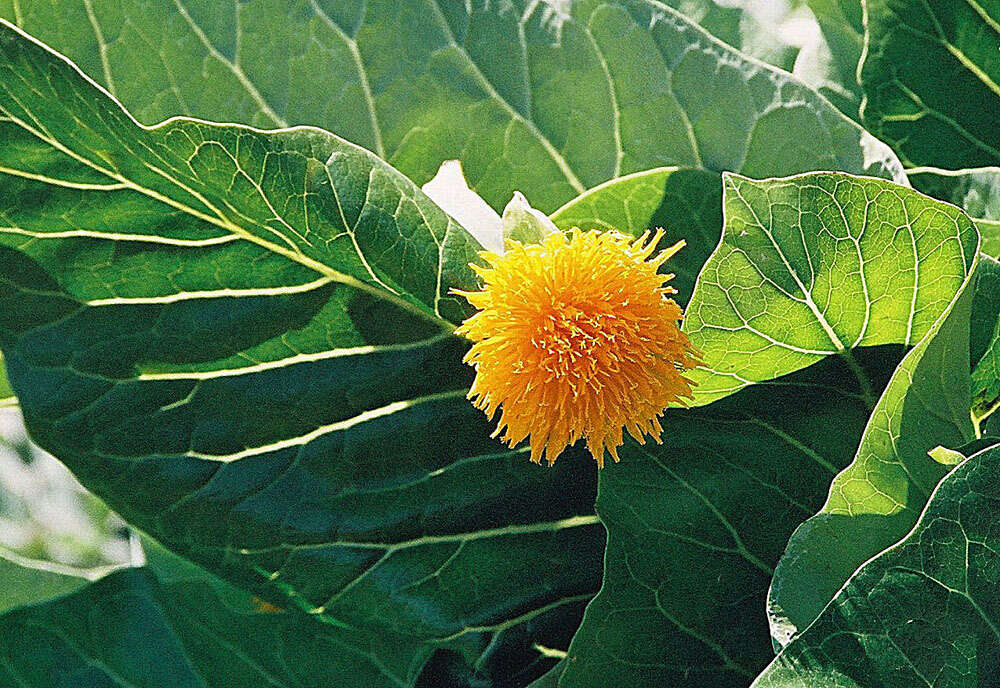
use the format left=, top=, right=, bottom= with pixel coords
left=0, top=1, right=998, bottom=686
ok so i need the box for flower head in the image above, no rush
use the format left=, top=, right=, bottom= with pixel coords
left=454, top=228, right=698, bottom=467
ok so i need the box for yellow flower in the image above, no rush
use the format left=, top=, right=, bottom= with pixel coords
left=454, top=228, right=698, bottom=468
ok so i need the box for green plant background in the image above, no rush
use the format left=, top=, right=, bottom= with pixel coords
left=1, top=1, right=999, bottom=687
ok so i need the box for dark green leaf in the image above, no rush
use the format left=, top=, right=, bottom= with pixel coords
left=754, top=441, right=1000, bottom=688
left=0, top=20, right=604, bottom=642
left=860, top=0, right=1000, bottom=168
left=546, top=170, right=979, bottom=687
left=0, top=0, right=903, bottom=214
left=413, top=601, right=582, bottom=688
left=0, top=562, right=435, bottom=687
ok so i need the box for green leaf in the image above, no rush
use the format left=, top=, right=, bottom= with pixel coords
left=0, top=546, right=100, bottom=614
left=0, top=20, right=605, bottom=642
left=549, top=171, right=979, bottom=687
left=860, top=0, right=1000, bottom=168
left=550, top=167, right=722, bottom=306
left=145, top=535, right=580, bottom=688
left=908, top=167, right=1000, bottom=258
left=0, top=563, right=435, bottom=687
left=0, top=0, right=903, bottom=214
left=753, top=441, right=1000, bottom=688
left=685, top=171, right=979, bottom=405
left=768, top=251, right=980, bottom=647
left=559, top=348, right=905, bottom=687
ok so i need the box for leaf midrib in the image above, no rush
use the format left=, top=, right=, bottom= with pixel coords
left=423, top=0, right=586, bottom=194
left=307, top=0, right=385, bottom=159
left=727, top=178, right=847, bottom=351
left=0, top=88, right=455, bottom=333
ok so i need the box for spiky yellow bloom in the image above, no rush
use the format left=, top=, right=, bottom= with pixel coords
left=454, top=228, right=698, bottom=468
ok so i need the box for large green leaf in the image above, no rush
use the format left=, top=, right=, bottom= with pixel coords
left=0, top=0, right=903, bottom=215
left=860, top=0, right=1000, bottom=168
left=0, top=488, right=581, bottom=688
left=768, top=248, right=980, bottom=647
left=0, top=20, right=605, bottom=642
left=685, top=171, right=978, bottom=405
left=754, top=441, right=1000, bottom=688
left=558, top=348, right=904, bottom=688
left=150, top=535, right=580, bottom=688
left=540, top=171, right=978, bottom=687
left=0, top=563, right=436, bottom=687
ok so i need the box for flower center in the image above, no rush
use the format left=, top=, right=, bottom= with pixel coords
left=453, top=228, right=697, bottom=467
left=532, top=300, right=639, bottom=387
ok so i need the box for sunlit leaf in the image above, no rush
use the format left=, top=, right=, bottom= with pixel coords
left=686, top=172, right=978, bottom=405
left=755, top=442, right=1000, bottom=688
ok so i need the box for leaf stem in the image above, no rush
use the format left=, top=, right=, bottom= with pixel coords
left=840, top=350, right=877, bottom=411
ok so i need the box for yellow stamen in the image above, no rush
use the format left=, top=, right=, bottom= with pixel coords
left=454, top=228, right=698, bottom=467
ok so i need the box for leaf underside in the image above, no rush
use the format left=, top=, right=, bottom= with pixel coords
left=0, top=19, right=604, bottom=642
left=0, top=0, right=903, bottom=215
